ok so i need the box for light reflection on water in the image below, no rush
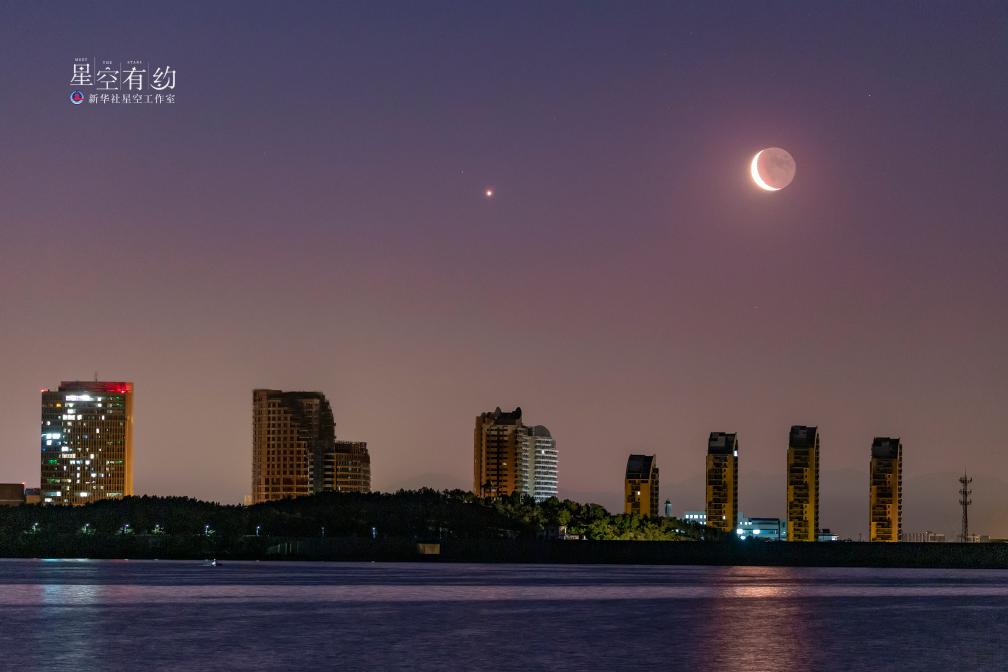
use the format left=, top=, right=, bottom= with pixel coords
left=1, top=560, right=1005, bottom=671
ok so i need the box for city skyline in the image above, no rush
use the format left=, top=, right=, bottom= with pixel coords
left=1, top=3, right=1006, bottom=539
left=0, top=376, right=1002, bottom=538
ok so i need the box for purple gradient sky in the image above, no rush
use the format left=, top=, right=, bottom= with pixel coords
left=1, top=3, right=1006, bottom=537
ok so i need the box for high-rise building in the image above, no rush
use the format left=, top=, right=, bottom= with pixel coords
left=869, top=436, right=902, bottom=542
left=474, top=407, right=558, bottom=500
left=786, top=425, right=819, bottom=542
left=518, top=425, right=558, bottom=502
left=40, top=381, right=133, bottom=505
left=706, top=432, right=739, bottom=533
left=474, top=407, right=524, bottom=497
left=252, top=389, right=335, bottom=503
left=625, top=454, right=659, bottom=517
left=323, top=440, right=371, bottom=493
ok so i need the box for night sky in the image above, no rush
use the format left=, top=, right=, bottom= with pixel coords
left=1, top=2, right=1006, bottom=538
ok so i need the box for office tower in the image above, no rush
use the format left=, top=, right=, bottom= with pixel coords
left=518, top=425, right=558, bottom=502
left=869, top=437, right=902, bottom=542
left=706, top=432, right=739, bottom=533
left=252, top=389, right=335, bottom=503
left=786, top=425, right=820, bottom=542
left=664, top=500, right=672, bottom=517
left=40, top=381, right=133, bottom=505
left=474, top=407, right=524, bottom=497
left=625, top=454, right=659, bottom=517
left=323, top=440, right=371, bottom=493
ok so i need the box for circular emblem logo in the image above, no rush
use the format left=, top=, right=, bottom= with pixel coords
left=70, top=90, right=85, bottom=105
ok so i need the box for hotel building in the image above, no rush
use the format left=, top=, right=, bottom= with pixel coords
left=252, top=389, right=335, bottom=503
left=474, top=407, right=558, bottom=500
left=474, top=407, right=525, bottom=497
left=786, top=425, right=820, bottom=542
left=40, top=381, right=134, bottom=505
left=869, top=436, right=902, bottom=542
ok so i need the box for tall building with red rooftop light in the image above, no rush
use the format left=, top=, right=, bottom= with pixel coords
left=40, top=381, right=134, bottom=505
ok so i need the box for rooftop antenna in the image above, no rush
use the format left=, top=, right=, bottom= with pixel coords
left=958, top=470, right=972, bottom=543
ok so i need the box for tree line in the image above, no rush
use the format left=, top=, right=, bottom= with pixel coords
left=0, top=489, right=715, bottom=555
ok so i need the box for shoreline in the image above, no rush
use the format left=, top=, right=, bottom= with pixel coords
left=2, top=539, right=1007, bottom=569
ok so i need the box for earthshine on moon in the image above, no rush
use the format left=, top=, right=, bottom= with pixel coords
left=750, top=147, right=796, bottom=191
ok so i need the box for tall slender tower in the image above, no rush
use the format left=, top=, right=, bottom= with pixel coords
left=869, top=437, right=902, bottom=542
left=706, top=432, right=739, bottom=533
left=625, top=454, right=659, bottom=517
left=786, top=425, right=820, bottom=542
left=40, top=381, right=134, bottom=505
left=958, top=471, right=972, bottom=543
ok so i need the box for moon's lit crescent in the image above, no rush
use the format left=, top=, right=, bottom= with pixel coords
left=750, top=150, right=780, bottom=191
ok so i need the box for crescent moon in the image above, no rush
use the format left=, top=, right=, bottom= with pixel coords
left=750, top=150, right=780, bottom=191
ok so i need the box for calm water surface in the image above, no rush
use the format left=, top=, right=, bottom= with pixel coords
left=0, top=559, right=1005, bottom=671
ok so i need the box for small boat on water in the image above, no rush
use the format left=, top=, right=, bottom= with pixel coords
left=204, top=559, right=221, bottom=568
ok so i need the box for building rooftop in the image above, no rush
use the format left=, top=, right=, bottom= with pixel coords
left=708, top=432, right=738, bottom=454
left=789, top=425, right=818, bottom=448
left=527, top=424, right=551, bottom=438
left=871, top=436, right=901, bottom=459
left=255, top=389, right=327, bottom=400
left=626, top=454, right=656, bottom=479
left=483, top=406, right=523, bottom=426
left=56, top=381, right=133, bottom=395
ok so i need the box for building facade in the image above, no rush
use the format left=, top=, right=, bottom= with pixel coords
left=474, top=408, right=558, bottom=500
left=323, top=440, right=371, bottom=493
left=786, top=425, right=820, bottom=542
left=0, top=483, right=25, bottom=506
left=869, top=436, right=902, bottom=542
left=518, top=425, right=558, bottom=502
left=625, top=454, right=659, bottom=517
left=41, top=381, right=134, bottom=505
left=683, top=510, right=707, bottom=525
left=737, top=516, right=786, bottom=542
left=474, top=407, right=524, bottom=497
left=252, top=389, right=335, bottom=503
left=706, top=432, right=739, bottom=533
left=902, top=530, right=946, bottom=543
